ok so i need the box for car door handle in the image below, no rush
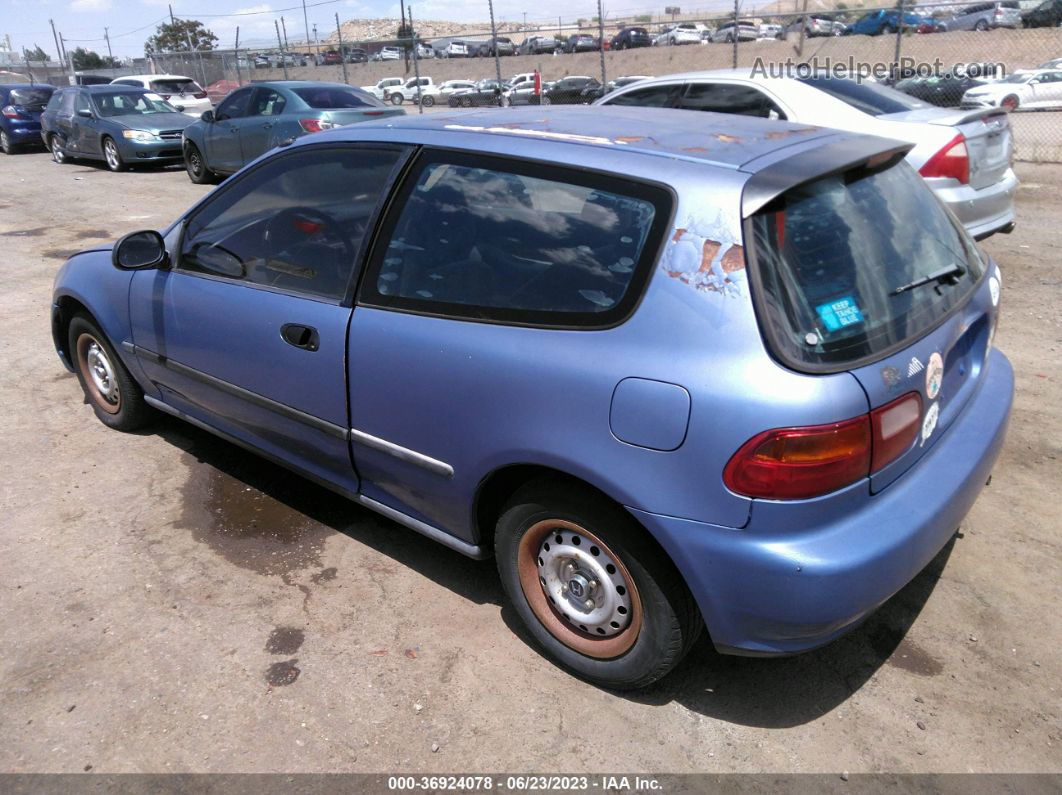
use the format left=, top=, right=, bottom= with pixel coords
left=230, top=126, right=240, bottom=133
left=261, top=122, right=272, bottom=129
left=281, top=323, right=319, bottom=351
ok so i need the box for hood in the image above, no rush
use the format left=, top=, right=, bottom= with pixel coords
left=109, top=112, right=196, bottom=132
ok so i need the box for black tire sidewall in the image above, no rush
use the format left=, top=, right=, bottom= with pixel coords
left=184, top=143, right=212, bottom=184
left=68, top=315, right=151, bottom=431
left=495, top=483, right=699, bottom=689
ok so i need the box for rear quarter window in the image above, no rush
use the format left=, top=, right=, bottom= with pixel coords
left=292, top=86, right=381, bottom=108
left=360, top=152, right=672, bottom=328
left=796, top=76, right=929, bottom=116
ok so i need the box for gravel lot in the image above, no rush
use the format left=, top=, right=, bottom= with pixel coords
left=0, top=146, right=1059, bottom=775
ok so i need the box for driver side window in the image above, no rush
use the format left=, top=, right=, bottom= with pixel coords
left=179, top=147, right=404, bottom=300
left=216, top=88, right=252, bottom=121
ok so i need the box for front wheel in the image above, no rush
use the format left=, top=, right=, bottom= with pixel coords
left=390, top=93, right=404, bottom=105
left=495, top=480, right=702, bottom=690
left=102, top=137, right=127, bottom=172
left=974, top=19, right=989, bottom=30
left=421, top=94, right=435, bottom=107
left=50, top=134, right=67, bottom=164
left=184, top=142, right=215, bottom=184
left=1001, top=94, right=1020, bottom=110
left=69, top=314, right=152, bottom=431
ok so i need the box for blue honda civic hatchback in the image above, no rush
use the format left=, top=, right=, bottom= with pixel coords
left=51, top=107, right=1012, bottom=688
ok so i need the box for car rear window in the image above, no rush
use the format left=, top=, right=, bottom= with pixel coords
left=150, top=79, right=201, bottom=94
left=292, top=86, right=381, bottom=108
left=796, top=75, right=928, bottom=116
left=361, top=154, right=671, bottom=328
left=747, top=160, right=985, bottom=369
left=9, top=88, right=53, bottom=109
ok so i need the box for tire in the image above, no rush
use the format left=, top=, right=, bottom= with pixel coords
left=1002, top=94, right=1020, bottom=110
left=50, top=134, right=67, bottom=164
left=68, top=314, right=152, bottom=431
left=183, top=142, right=215, bottom=184
left=883, top=23, right=897, bottom=34
left=495, top=479, right=702, bottom=690
left=390, top=93, right=404, bottom=105
left=0, top=129, right=15, bottom=154
left=541, top=95, right=551, bottom=105
left=421, top=95, right=435, bottom=107
left=974, top=19, right=989, bottom=30
left=102, top=137, right=127, bottom=172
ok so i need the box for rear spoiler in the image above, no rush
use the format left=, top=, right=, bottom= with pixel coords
left=740, top=133, right=913, bottom=218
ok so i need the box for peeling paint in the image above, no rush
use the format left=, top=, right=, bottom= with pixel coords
left=714, top=134, right=742, bottom=144
left=443, top=124, right=632, bottom=147
left=661, top=207, right=745, bottom=298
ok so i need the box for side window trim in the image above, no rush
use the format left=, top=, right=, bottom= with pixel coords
left=355, top=147, right=676, bottom=331
left=173, top=141, right=415, bottom=307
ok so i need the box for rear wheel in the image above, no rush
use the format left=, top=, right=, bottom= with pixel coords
left=883, top=23, right=897, bottom=34
left=421, top=94, right=435, bottom=107
left=974, top=19, right=989, bottom=30
left=390, top=93, right=404, bottom=105
left=102, top=137, right=127, bottom=172
left=0, top=129, right=15, bottom=154
left=1001, top=94, right=1020, bottom=110
left=69, top=315, right=152, bottom=431
left=495, top=480, right=702, bottom=690
left=50, top=134, right=67, bottom=164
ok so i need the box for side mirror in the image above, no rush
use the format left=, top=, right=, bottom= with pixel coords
left=175, top=104, right=186, bottom=113
left=77, top=108, right=93, bottom=118
left=200, top=109, right=215, bottom=123
left=113, top=230, right=168, bottom=271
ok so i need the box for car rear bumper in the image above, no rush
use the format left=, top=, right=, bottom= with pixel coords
left=628, top=348, right=1013, bottom=656
left=932, top=166, right=1018, bottom=240
left=4, top=123, right=45, bottom=144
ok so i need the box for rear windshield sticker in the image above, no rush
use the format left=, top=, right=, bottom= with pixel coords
left=926, top=352, right=944, bottom=400
left=815, top=296, right=864, bottom=332
left=989, top=276, right=1000, bottom=307
left=881, top=365, right=901, bottom=391
left=921, top=401, right=940, bottom=446
left=907, top=356, right=924, bottom=377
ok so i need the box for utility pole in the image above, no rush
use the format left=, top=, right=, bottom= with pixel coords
left=281, top=16, right=290, bottom=53
left=313, top=24, right=320, bottom=67
left=234, top=27, right=242, bottom=85
left=335, top=14, right=349, bottom=84
left=410, top=7, right=423, bottom=114
left=104, top=27, right=114, bottom=67
left=301, top=0, right=312, bottom=64
left=597, top=0, right=606, bottom=89
left=49, top=19, right=67, bottom=84
left=487, top=0, right=503, bottom=104
left=59, top=35, right=71, bottom=82
left=274, top=20, right=289, bottom=79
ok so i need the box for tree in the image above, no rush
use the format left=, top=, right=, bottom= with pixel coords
left=69, top=48, right=121, bottom=69
left=22, top=45, right=50, bottom=62
left=145, top=18, right=219, bottom=54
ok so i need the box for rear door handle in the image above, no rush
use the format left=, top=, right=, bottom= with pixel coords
left=281, top=323, right=319, bottom=351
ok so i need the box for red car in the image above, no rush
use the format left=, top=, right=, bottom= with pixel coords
left=205, top=80, right=242, bottom=105
left=323, top=50, right=343, bottom=65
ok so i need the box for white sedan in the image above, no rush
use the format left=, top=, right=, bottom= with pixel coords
left=652, top=24, right=703, bottom=46
left=961, top=69, right=1062, bottom=111
left=109, top=74, right=212, bottom=117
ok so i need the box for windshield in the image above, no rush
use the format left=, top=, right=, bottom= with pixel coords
left=293, top=87, right=381, bottom=108
left=8, top=88, right=54, bottom=108
left=150, top=79, right=200, bottom=94
left=1001, top=73, right=1033, bottom=84
left=93, top=91, right=179, bottom=117
left=748, top=161, right=984, bottom=369
left=797, top=75, right=929, bottom=116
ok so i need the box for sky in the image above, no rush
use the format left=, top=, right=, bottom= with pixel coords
left=1, top=0, right=731, bottom=59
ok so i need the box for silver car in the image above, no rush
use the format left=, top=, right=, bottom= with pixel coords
left=942, top=1, right=1022, bottom=30
left=596, top=69, right=1018, bottom=240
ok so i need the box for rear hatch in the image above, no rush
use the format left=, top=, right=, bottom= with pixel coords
left=879, top=106, right=1012, bottom=190
left=743, top=152, right=995, bottom=492
left=4, top=87, right=53, bottom=127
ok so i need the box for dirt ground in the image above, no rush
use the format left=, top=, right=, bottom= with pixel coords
left=0, top=145, right=1059, bottom=775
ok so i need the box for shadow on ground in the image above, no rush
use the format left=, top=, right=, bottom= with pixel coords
left=153, top=412, right=954, bottom=729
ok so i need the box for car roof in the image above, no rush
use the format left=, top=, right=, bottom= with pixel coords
left=308, top=105, right=855, bottom=172
left=0, top=83, right=56, bottom=90
left=116, top=74, right=194, bottom=81
left=82, top=84, right=153, bottom=93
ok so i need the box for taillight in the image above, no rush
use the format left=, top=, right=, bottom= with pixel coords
left=159, top=93, right=172, bottom=100
left=2, top=105, right=20, bottom=119
left=919, top=134, right=970, bottom=184
left=193, top=92, right=207, bottom=99
left=299, top=118, right=338, bottom=133
left=725, top=393, right=925, bottom=500
left=723, top=417, right=871, bottom=500
left=870, top=392, right=922, bottom=472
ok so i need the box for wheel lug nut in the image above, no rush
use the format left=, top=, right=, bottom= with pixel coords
left=588, top=580, right=598, bottom=590
left=585, top=598, right=595, bottom=609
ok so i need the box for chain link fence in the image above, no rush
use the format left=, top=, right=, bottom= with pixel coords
left=16, top=1, right=1059, bottom=161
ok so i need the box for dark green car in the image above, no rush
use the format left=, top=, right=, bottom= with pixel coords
left=180, top=81, right=404, bottom=184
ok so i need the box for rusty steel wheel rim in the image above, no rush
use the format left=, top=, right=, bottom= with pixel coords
left=76, top=333, right=121, bottom=414
left=517, top=519, right=643, bottom=659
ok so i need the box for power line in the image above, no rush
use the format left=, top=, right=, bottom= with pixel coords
left=61, top=16, right=169, bottom=42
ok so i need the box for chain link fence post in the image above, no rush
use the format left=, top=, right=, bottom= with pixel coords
left=598, top=0, right=607, bottom=91
left=487, top=0, right=503, bottom=107
left=732, top=0, right=739, bottom=68
left=336, top=14, right=350, bottom=85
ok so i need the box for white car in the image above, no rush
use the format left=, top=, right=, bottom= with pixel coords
left=360, top=77, right=404, bottom=100
left=711, top=22, right=760, bottom=42
left=961, top=69, right=1062, bottom=111
left=436, top=41, right=469, bottom=59
left=653, top=23, right=703, bottom=46
left=109, top=74, right=211, bottom=117
left=597, top=69, right=1019, bottom=241
left=759, top=23, right=783, bottom=39
left=388, top=77, right=442, bottom=106
left=438, top=80, right=476, bottom=102
left=379, top=46, right=402, bottom=61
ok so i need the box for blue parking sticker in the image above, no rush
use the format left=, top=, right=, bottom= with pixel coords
left=815, top=296, right=865, bottom=332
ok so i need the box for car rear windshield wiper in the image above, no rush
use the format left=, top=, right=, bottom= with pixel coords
left=891, top=263, right=966, bottom=296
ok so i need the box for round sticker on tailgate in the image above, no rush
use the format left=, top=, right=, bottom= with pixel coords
left=926, top=352, right=944, bottom=400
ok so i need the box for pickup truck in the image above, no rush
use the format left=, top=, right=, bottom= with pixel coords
left=387, top=76, right=442, bottom=107
left=360, top=77, right=404, bottom=100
